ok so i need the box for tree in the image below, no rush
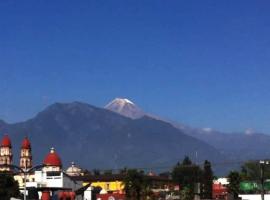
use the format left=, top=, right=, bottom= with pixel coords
left=28, top=187, right=39, bottom=200
left=159, top=171, right=171, bottom=178
left=201, top=160, right=213, bottom=199
left=92, top=186, right=102, bottom=200
left=227, top=171, right=241, bottom=199
left=120, top=167, right=128, bottom=175
left=180, top=187, right=194, bottom=200
left=82, top=169, right=92, bottom=175
left=123, top=169, right=149, bottom=200
left=103, top=170, right=113, bottom=175
left=241, top=161, right=270, bottom=181
left=0, top=173, right=21, bottom=200
left=183, top=156, right=192, bottom=165
left=93, top=169, right=100, bottom=176
left=172, top=156, right=202, bottom=200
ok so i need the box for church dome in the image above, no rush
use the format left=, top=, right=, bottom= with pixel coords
left=21, top=137, right=31, bottom=149
left=43, top=147, right=62, bottom=167
left=0, top=135, right=11, bottom=148
left=66, top=162, right=82, bottom=176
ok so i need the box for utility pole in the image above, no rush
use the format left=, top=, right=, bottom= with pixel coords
left=23, top=165, right=27, bottom=200
left=0, top=164, right=44, bottom=200
left=260, top=160, right=269, bottom=200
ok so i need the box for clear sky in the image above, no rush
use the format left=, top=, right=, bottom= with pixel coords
left=0, top=1, right=270, bottom=133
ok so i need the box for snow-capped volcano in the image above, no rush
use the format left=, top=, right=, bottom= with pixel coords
left=105, top=98, right=145, bottom=119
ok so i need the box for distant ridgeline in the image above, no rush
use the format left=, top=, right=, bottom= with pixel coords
left=0, top=100, right=269, bottom=175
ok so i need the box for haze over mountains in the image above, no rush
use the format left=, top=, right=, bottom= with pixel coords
left=0, top=98, right=269, bottom=175
left=106, top=98, right=270, bottom=163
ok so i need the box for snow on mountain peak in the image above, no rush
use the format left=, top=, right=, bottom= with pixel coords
left=105, top=98, right=145, bottom=119
left=114, top=98, right=134, bottom=105
left=202, top=127, right=213, bottom=132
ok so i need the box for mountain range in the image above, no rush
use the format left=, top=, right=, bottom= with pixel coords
left=105, top=98, right=270, bottom=168
left=0, top=101, right=222, bottom=173
left=0, top=98, right=269, bottom=175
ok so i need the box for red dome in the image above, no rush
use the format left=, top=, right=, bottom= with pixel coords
left=21, top=137, right=31, bottom=149
left=43, top=148, right=62, bottom=167
left=1, top=135, right=11, bottom=148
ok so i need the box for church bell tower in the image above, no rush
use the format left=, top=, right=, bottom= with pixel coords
left=0, top=135, right=13, bottom=171
left=20, top=137, right=32, bottom=170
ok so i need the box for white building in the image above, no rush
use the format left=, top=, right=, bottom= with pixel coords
left=239, top=194, right=270, bottom=200
left=1, top=135, right=86, bottom=200
left=15, top=146, right=83, bottom=199
left=0, top=135, right=13, bottom=171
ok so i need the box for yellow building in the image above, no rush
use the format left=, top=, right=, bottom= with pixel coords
left=80, top=174, right=125, bottom=193
left=91, top=180, right=124, bottom=192
left=78, top=173, right=173, bottom=194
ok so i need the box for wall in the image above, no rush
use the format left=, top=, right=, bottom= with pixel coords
left=239, top=194, right=270, bottom=200
left=91, top=181, right=124, bottom=192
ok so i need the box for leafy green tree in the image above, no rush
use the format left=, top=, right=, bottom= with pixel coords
left=123, top=169, right=149, bottom=200
left=0, top=173, right=21, bottom=200
left=227, top=171, right=241, bottom=199
left=241, top=161, right=270, bottom=181
left=201, top=160, right=213, bottom=199
left=172, top=156, right=202, bottom=199
left=180, top=187, right=194, bottom=200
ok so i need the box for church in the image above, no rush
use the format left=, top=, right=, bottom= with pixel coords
left=0, top=135, right=33, bottom=172
left=0, top=135, right=83, bottom=200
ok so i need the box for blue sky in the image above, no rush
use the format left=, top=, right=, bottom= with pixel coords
left=0, top=1, right=270, bottom=133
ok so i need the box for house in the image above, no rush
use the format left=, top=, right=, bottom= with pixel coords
left=212, top=178, right=229, bottom=200
left=74, top=172, right=176, bottom=199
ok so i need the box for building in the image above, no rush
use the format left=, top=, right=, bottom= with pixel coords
left=239, top=194, right=270, bottom=200
left=0, top=135, right=13, bottom=171
left=20, top=137, right=32, bottom=170
left=76, top=174, right=125, bottom=194
left=66, top=162, right=84, bottom=176
left=14, top=137, right=35, bottom=189
left=74, top=173, right=176, bottom=200
left=96, top=193, right=125, bottom=200
left=1, top=134, right=176, bottom=200
left=212, top=178, right=229, bottom=200
left=24, top=147, right=83, bottom=198
left=0, top=134, right=84, bottom=200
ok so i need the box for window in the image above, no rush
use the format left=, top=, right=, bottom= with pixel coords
left=47, top=171, right=61, bottom=176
